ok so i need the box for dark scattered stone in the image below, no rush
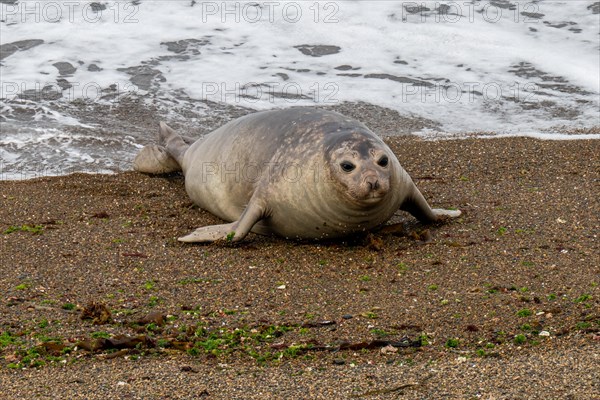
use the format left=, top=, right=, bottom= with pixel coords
left=7, top=297, right=25, bottom=306
left=56, top=78, right=72, bottom=90
left=588, top=2, right=600, bottom=14
left=364, top=73, right=434, bottom=87
left=0, top=0, right=18, bottom=4
left=122, top=252, right=149, bottom=258
left=80, top=301, right=112, bottom=325
left=521, top=12, right=544, bottom=19
left=155, top=54, right=191, bottom=63
left=38, top=342, right=67, bottom=356
left=394, top=59, right=408, bottom=65
left=333, top=358, right=346, bottom=365
left=88, top=63, right=102, bottom=72
left=274, top=72, right=289, bottom=81
left=342, top=314, right=353, bottom=320
left=91, top=211, right=110, bottom=219
left=336, top=339, right=421, bottom=351
left=161, top=38, right=209, bottom=55
left=294, top=44, right=341, bottom=57
left=490, top=0, right=516, bottom=10
left=19, top=85, right=62, bottom=101
left=302, top=320, right=337, bottom=328
left=117, top=65, right=166, bottom=91
left=334, top=65, right=353, bottom=71
left=53, top=61, right=77, bottom=76
left=137, top=311, right=166, bottom=326
left=90, top=2, right=106, bottom=12
left=319, top=320, right=336, bottom=326
left=568, top=27, right=582, bottom=33
left=240, top=83, right=309, bottom=101
left=436, top=4, right=462, bottom=15
left=404, top=5, right=430, bottom=14
left=75, top=339, right=98, bottom=352
left=437, top=4, right=451, bottom=14
left=0, top=39, right=44, bottom=61
left=543, top=21, right=577, bottom=29
left=99, top=334, right=153, bottom=350
left=337, top=73, right=362, bottom=77
left=529, top=27, right=538, bottom=32
left=510, top=62, right=544, bottom=79
left=508, top=62, right=590, bottom=95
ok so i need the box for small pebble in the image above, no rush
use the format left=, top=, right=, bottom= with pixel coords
left=342, top=314, right=353, bottom=320
left=333, top=358, right=345, bottom=365
left=539, top=331, right=550, bottom=337
left=380, top=345, right=398, bottom=355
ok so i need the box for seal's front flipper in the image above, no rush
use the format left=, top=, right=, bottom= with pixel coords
left=400, top=186, right=461, bottom=223
left=178, top=201, right=266, bottom=243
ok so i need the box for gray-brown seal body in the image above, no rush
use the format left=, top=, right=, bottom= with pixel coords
left=134, top=108, right=460, bottom=242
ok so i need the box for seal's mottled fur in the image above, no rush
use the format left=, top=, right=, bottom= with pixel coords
left=134, top=108, right=460, bottom=242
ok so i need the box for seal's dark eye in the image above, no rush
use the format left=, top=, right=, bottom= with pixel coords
left=340, top=161, right=356, bottom=172
left=378, top=156, right=389, bottom=167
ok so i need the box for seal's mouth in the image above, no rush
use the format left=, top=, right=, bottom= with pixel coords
left=359, top=193, right=386, bottom=204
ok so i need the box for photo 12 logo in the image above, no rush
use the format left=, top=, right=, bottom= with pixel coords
left=400, top=1, right=544, bottom=23
left=198, top=1, right=340, bottom=23
left=399, top=81, right=540, bottom=104
left=1, top=1, right=139, bottom=23
left=1, top=81, right=138, bottom=103
left=196, top=160, right=334, bottom=184
left=200, top=81, right=339, bottom=104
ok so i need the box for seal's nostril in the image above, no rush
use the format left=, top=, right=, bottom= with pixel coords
left=367, top=180, right=379, bottom=190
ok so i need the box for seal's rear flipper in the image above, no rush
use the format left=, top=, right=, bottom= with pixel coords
left=133, top=145, right=181, bottom=174
left=134, top=122, right=191, bottom=174
left=159, top=122, right=189, bottom=166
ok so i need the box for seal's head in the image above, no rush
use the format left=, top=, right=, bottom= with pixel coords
left=327, top=133, right=392, bottom=206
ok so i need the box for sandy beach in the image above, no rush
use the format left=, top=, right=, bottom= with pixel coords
left=1, top=133, right=599, bottom=399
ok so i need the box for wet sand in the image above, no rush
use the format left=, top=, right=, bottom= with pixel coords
left=1, top=135, right=599, bottom=399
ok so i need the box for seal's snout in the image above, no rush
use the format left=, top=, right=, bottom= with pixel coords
left=358, top=173, right=389, bottom=204
left=366, top=178, right=379, bottom=191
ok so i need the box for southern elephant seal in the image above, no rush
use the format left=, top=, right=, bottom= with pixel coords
left=133, top=108, right=460, bottom=242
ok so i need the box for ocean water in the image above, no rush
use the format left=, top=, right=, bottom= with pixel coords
left=1, top=0, right=599, bottom=179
